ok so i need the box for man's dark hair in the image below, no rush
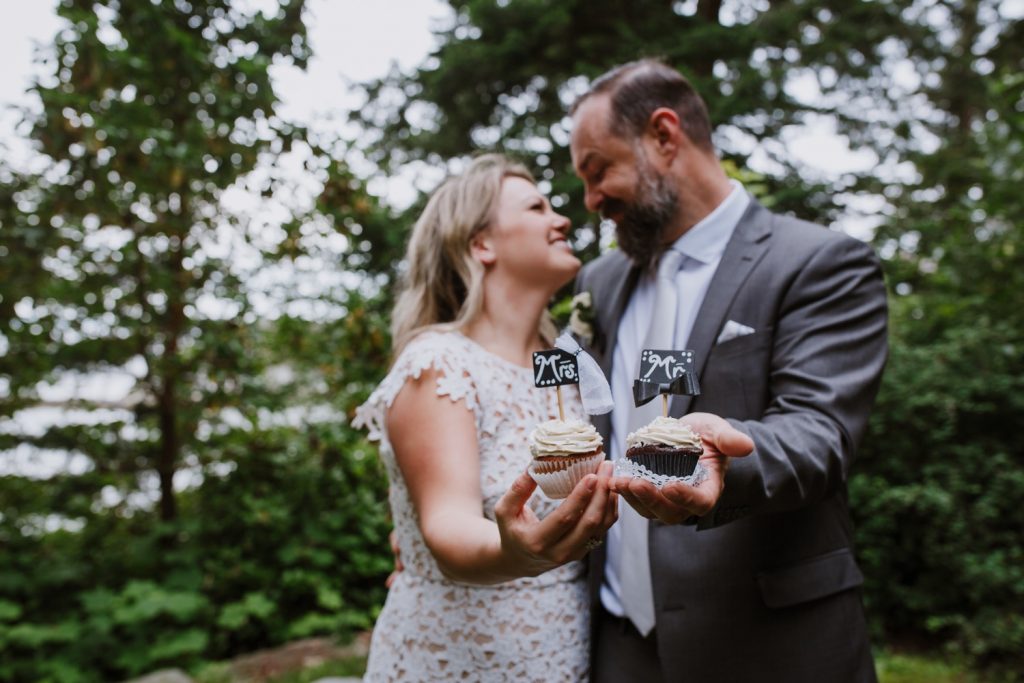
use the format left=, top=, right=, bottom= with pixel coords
left=571, top=59, right=714, bottom=152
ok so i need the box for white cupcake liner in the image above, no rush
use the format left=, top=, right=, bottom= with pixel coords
left=528, top=451, right=605, bottom=499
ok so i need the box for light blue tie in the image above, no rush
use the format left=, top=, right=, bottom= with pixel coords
left=620, top=248, right=684, bottom=636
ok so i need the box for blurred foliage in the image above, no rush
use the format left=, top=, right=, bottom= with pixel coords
left=855, top=45, right=1024, bottom=674
left=352, top=0, right=920, bottom=262
left=1, top=0, right=1022, bottom=680
left=353, top=0, right=1024, bottom=677
left=0, top=0, right=392, bottom=680
left=875, top=650, right=1015, bottom=683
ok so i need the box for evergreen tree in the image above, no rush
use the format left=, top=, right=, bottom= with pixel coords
left=353, top=0, right=913, bottom=255
left=353, top=0, right=1024, bottom=672
left=1, top=0, right=317, bottom=524
left=0, top=1, right=392, bottom=678
left=853, top=1, right=1024, bottom=670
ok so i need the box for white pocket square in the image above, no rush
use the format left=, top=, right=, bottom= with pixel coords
left=716, top=320, right=755, bottom=344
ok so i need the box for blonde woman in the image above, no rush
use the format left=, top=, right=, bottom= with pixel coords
left=354, top=154, right=617, bottom=681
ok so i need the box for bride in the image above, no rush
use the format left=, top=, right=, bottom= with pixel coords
left=355, top=154, right=617, bottom=681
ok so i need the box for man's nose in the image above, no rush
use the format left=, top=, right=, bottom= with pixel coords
left=583, top=185, right=603, bottom=214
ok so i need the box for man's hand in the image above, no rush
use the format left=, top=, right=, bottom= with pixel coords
left=493, top=460, right=618, bottom=577
left=610, top=412, right=753, bottom=525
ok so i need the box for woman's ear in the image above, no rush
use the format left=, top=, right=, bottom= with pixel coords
left=470, top=232, right=497, bottom=266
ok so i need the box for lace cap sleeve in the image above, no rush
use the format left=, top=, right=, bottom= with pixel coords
left=353, top=331, right=479, bottom=442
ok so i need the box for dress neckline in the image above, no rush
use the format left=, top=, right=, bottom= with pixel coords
left=453, top=331, right=536, bottom=374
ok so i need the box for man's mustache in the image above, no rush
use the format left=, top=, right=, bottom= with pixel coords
left=601, top=197, right=627, bottom=221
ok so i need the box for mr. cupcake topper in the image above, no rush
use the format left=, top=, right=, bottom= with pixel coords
left=533, top=333, right=613, bottom=420
left=633, top=349, right=701, bottom=416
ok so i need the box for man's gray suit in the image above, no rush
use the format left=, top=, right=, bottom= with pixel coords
left=577, top=199, right=887, bottom=682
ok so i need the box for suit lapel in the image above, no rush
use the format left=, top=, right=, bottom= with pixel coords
left=587, top=252, right=640, bottom=443
left=672, top=199, right=773, bottom=417
left=595, top=254, right=641, bottom=376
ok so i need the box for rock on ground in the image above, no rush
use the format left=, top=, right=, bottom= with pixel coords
left=227, top=635, right=370, bottom=682
left=125, top=634, right=371, bottom=683
left=123, top=670, right=194, bottom=683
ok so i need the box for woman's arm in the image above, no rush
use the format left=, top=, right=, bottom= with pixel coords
left=389, top=368, right=617, bottom=585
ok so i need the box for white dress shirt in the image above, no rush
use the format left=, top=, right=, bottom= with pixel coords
left=601, top=180, right=751, bottom=617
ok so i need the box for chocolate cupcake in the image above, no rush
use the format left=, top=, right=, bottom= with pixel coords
left=527, top=419, right=604, bottom=499
left=625, top=416, right=703, bottom=477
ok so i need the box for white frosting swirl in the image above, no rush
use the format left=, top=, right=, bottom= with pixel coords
left=626, top=416, right=702, bottom=449
left=529, top=419, right=603, bottom=457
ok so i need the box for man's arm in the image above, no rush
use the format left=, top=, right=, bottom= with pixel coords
left=698, top=235, right=888, bottom=528
left=613, top=235, right=888, bottom=527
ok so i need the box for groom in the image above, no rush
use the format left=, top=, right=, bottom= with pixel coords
left=570, top=60, right=887, bottom=682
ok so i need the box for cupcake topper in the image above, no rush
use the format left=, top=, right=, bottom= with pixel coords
left=534, top=333, right=614, bottom=420
left=533, top=349, right=577, bottom=420
left=633, top=349, right=701, bottom=417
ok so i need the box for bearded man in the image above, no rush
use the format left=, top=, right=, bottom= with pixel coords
left=570, top=59, right=888, bottom=683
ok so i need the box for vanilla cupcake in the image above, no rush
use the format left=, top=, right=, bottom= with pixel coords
left=625, top=416, right=703, bottom=477
left=527, top=419, right=604, bottom=499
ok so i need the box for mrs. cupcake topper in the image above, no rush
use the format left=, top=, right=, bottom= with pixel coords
left=533, top=333, right=613, bottom=419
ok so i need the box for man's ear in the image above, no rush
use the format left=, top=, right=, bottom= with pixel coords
left=470, top=231, right=497, bottom=266
left=647, top=107, right=683, bottom=159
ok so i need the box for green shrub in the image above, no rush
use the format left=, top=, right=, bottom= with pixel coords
left=854, top=319, right=1024, bottom=676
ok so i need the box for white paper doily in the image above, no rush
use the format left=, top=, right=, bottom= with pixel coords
left=613, top=458, right=708, bottom=488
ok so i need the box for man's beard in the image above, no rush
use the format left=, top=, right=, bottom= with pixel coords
left=606, top=163, right=680, bottom=271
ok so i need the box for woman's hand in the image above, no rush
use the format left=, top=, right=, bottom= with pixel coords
left=494, top=460, right=618, bottom=578
left=390, top=367, right=617, bottom=584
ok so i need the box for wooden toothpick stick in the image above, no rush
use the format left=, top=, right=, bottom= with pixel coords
left=662, top=393, right=669, bottom=417
left=556, top=386, right=565, bottom=420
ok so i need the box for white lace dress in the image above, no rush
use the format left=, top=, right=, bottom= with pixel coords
left=354, top=330, right=590, bottom=682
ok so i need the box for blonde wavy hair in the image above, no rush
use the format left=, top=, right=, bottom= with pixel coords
left=390, top=154, right=558, bottom=356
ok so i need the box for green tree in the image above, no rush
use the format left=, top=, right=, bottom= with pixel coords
left=354, top=0, right=919, bottom=257
left=353, top=0, right=1024, bottom=674
left=854, top=2, right=1024, bottom=671
left=0, top=1, right=393, bottom=679
left=1, top=0, right=317, bottom=525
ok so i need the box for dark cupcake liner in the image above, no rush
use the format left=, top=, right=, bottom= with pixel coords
left=625, top=449, right=700, bottom=477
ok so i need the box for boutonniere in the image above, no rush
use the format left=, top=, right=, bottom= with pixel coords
left=569, top=291, right=596, bottom=345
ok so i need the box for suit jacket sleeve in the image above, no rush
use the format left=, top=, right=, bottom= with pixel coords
left=698, top=235, right=888, bottom=529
